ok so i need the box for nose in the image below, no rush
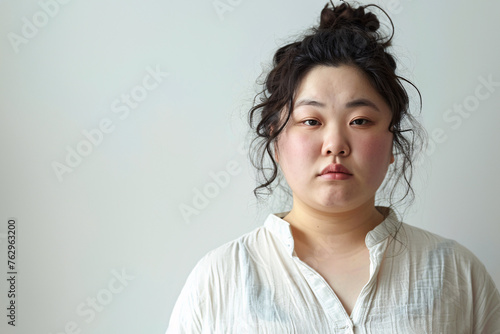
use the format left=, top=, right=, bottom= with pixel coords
left=321, top=129, right=350, bottom=157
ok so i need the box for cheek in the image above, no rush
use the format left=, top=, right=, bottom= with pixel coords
left=357, top=134, right=393, bottom=172
left=277, top=132, right=320, bottom=174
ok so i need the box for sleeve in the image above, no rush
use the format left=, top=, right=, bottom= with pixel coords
left=475, top=283, right=500, bottom=333
left=165, top=257, right=210, bottom=334
left=468, top=252, right=500, bottom=333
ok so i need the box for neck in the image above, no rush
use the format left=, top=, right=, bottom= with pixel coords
left=283, top=198, right=385, bottom=257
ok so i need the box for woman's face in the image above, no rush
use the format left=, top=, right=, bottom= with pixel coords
left=276, top=65, right=394, bottom=213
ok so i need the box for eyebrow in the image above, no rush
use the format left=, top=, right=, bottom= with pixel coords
left=345, top=98, right=380, bottom=112
left=294, top=99, right=326, bottom=108
left=294, top=98, right=380, bottom=111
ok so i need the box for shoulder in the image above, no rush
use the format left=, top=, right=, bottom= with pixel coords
left=397, top=222, right=498, bottom=295
left=399, top=224, right=500, bottom=331
left=193, top=225, right=280, bottom=275
left=400, top=222, right=482, bottom=264
left=172, top=224, right=283, bottom=315
left=382, top=223, right=500, bottom=332
left=167, top=228, right=270, bottom=333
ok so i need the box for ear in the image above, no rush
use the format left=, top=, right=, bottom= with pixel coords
left=274, top=141, right=279, bottom=163
left=270, top=124, right=280, bottom=163
left=390, top=152, right=395, bottom=164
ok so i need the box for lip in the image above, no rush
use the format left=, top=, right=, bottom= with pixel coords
left=319, top=163, right=353, bottom=180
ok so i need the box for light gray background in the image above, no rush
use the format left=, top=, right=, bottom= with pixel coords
left=1, top=0, right=499, bottom=333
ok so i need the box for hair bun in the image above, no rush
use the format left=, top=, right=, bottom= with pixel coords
left=319, top=2, right=380, bottom=33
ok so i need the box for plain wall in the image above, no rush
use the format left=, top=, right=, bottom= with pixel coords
left=1, top=0, right=499, bottom=333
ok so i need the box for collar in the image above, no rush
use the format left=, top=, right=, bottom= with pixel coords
left=263, top=206, right=401, bottom=256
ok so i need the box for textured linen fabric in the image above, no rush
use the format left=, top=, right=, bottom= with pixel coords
left=166, top=208, right=500, bottom=333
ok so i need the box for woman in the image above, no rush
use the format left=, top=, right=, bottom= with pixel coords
left=167, top=2, right=500, bottom=333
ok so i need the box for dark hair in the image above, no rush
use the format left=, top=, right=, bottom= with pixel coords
left=248, top=1, right=425, bottom=209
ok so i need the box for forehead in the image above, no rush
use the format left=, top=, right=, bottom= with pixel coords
left=294, top=65, right=389, bottom=111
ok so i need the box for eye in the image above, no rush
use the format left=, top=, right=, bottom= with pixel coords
left=303, top=119, right=320, bottom=126
left=350, top=118, right=371, bottom=126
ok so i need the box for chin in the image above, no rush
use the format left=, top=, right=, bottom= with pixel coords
left=314, top=197, right=356, bottom=211
left=314, top=194, right=373, bottom=212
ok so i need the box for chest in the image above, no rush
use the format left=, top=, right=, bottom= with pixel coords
left=305, top=252, right=371, bottom=316
left=209, top=246, right=470, bottom=334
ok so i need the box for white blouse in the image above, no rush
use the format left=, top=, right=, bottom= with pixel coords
left=166, top=208, right=500, bottom=333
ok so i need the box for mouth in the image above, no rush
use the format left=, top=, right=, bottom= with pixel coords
left=319, top=163, right=353, bottom=180
left=320, top=163, right=352, bottom=175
